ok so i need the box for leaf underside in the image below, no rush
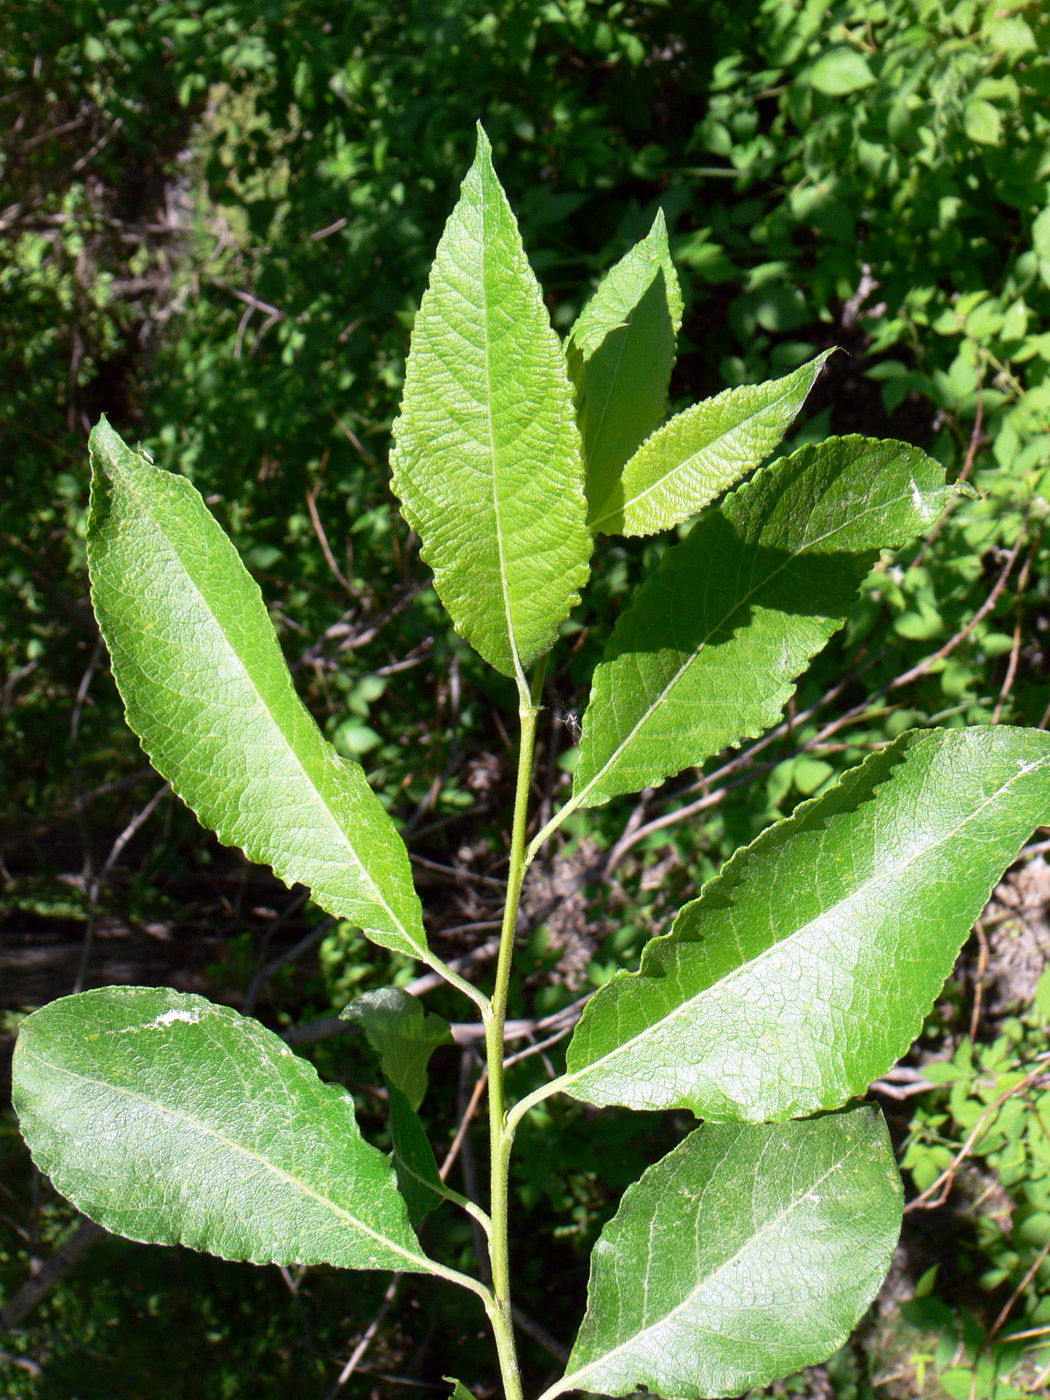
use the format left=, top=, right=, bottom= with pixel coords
left=389, top=124, right=591, bottom=679
left=573, top=436, right=953, bottom=809
left=87, top=418, right=426, bottom=960
left=12, top=987, right=434, bottom=1273
left=557, top=1107, right=902, bottom=1400
left=589, top=350, right=833, bottom=537
left=565, top=726, right=1050, bottom=1121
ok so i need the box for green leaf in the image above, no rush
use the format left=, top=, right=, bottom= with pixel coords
left=572, top=437, right=951, bottom=809
left=389, top=124, right=590, bottom=681
left=563, top=727, right=1050, bottom=1121
left=567, top=210, right=683, bottom=525
left=87, top=418, right=426, bottom=961
left=549, top=1107, right=901, bottom=1400
left=1032, top=207, right=1050, bottom=263
left=387, top=1084, right=447, bottom=1228
left=808, top=48, right=876, bottom=95
left=12, top=987, right=436, bottom=1272
left=985, top=17, right=1036, bottom=54
left=589, top=353, right=832, bottom=537
left=444, top=1379, right=478, bottom=1399
left=964, top=98, right=1002, bottom=146
left=341, top=988, right=451, bottom=1111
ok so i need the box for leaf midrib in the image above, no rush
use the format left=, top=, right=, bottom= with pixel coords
left=478, top=176, right=524, bottom=686
left=113, top=460, right=414, bottom=950
left=567, top=750, right=1050, bottom=1094
left=575, top=478, right=926, bottom=807
left=556, top=1139, right=865, bottom=1395
left=22, top=1043, right=433, bottom=1272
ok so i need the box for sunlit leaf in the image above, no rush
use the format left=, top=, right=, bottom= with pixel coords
left=573, top=437, right=952, bottom=808
left=809, top=48, right=876, bottom=95
left=87, top=418, right=426, bottom=959
left=390, top=124, right=590, bottom=680
left=567, top=210, right=683, bottom=524
left=13, top=987, right=437, bottom=1272
left=564, top=727, right=1050, bottom=1120
left=589, top=352, right=832, bottom=536
left=549, top=1107, right=901, bottom=1400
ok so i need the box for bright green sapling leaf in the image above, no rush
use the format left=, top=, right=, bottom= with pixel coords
left=389, top=125, right=591, bottom=682
left=342, top=987, right=451, bottom=1111
left=572, top=436, right=952, bottom=809
left=567, top=209, right=683, bottom=522
left=564, top=727, right=1050, bottom=1121
left=587, top=350, right=833, bottom=537
left=546, top=1106, right=901, bottom=1400
left=86, top=419, right=426, bottom=960
left=12, top=987, right=437, bottom=1273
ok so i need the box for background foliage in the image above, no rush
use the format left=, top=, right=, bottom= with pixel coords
left=3, top=1, right=1050, bottom=1396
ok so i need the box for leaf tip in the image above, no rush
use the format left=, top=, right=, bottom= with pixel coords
left=87, top=413, right=120, bottom=466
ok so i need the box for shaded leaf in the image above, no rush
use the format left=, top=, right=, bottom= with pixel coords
left=388, top=1084, right=447, bottom=1228
left=342, top=988, right=451, bottom=1111
left=13, top=987, right=436, bottom=1272
left=564, top=727, right=1050, bottom=1121
left=590, top=352, right=832, bottom=537
left=87, top=418, right=426, bottom=960
left=567, top=210, right=683, bottom=524
left=389, top=124, right=590, bottom=680
left=549, top=1107, right=901, bottom=1400
left=573, top=437, right=951, bottom=809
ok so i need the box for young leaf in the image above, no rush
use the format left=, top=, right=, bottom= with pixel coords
left=342, top=987, right=451, bottom=1111
left=12, top=987, right=438, bottom=1273
left=387, top=1084, right=448, bottom=1228
left=563, top=727, right=1050, bottom=1121
left=389, top=124, right=591, bottom=682
left=572, top=437, right=952, bottom=809
left=547, top=1107, right=901, bottom=1400
left=567, top=210, right=683, bottom=521
left=444, top=1379, right=478, bottom=1399
left=588, top=351, right=832, bottom=536
left=87, top=418, right=427, bottom=960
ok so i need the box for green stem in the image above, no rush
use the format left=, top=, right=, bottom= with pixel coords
left=484, top=658, right=544, bottom=1400
left=505, top=1071, right=569, bottom=1139
left=524, top=790, right=582, bottom=867
left=423, top=949, right=490, bottom=1015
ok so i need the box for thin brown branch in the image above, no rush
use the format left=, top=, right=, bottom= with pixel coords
left=968, top=923, right=990, bottom=1043
left=439, top=1067, right=488, bottom=1182
left=904, top=1058, right=1050, bottom=1213
left=73, top=783, right=172, bottom=994
left=325, top=1274, right=401, bottom=1399
left=988, top=1233, right=1050, bottom=1344
left=0, top=1217, right=103, bottom=1333
left=306, top=460, right=355, bottom=595
left=992, top=530, right=1041, bottom=724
